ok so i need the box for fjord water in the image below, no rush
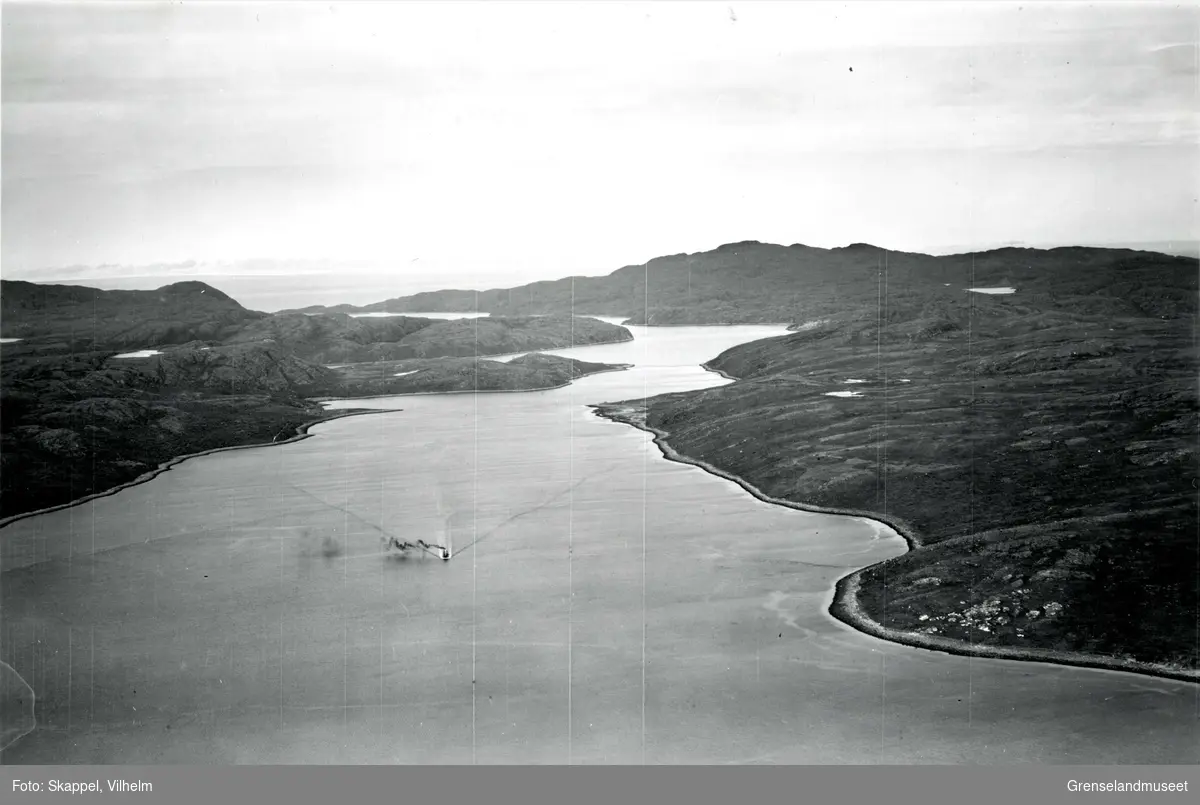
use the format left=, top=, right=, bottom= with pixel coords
left=2, top=325, right=1195, bottom=764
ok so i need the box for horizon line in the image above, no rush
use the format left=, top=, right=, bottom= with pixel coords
left=4, top=237, right=1198, bottom=283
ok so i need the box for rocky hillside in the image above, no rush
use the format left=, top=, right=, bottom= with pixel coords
left=2, top=341, right=339, bottom=396
left=0, top=277, right=634, bottom=519
left=385, top=315, right=631, bottom=359
left=290, top=242, right=1199, bottom=325
left=0, top=280, right=265, bottom=347
left=228, top=312, right=632, bottom=363
left=596, top=257, right=1198, bottom=675
left=0, top=279, right=633, bottom=364
left=0, top=339, right=625, bottom=519
left=328, top=352, right=625, bottom=397
left=0, top=342, right=329, bottom=518
left=221, top=312, right=436, bottom=362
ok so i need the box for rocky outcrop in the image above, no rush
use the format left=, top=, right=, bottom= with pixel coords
left=290, top=242, right=1199, bottom=325
left=0, top=337, right=627, bottom=518
left=600, top=281, right=1198, bottom=676
left=0, top=279, right=264, bottom=347
left=329, top=352, right=626, bottom=397
left=386, top=315, right=632, bottom=359
left=142, top=342, right=340, bottom=394
left=223, top=312, right=438, bottom=362
left=223, top=312, right=632, bottom=363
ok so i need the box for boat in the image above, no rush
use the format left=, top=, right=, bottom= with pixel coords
left=383, top=536, right=450, bottom=560
left=381, top=485, right=453, bottom=560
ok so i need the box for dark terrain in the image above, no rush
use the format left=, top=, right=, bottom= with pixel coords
left=590, top=242, right=1197, bottom=676
left=1, top=279, right=265, bottom=346
left=289, top=240, right=1198, bottom=325
left=0, top=280, right=630, bottom=519
left=326, top=352, right=625, bottom=397
left=0, top=279, right=631, bottom=359
left=4, top=242, right=1197, bottom=677
left=226, top=310, right=630, bottom=362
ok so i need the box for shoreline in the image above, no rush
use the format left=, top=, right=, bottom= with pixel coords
left=624, top=321, right=795, bottom=329
left=468, top=333, right=637, bottom=362
left=0, top=364, right=633, bottom=532
left=590, top=401, right=1199, bottom=686
left=0, top=408, right=397, bottom=532
left=313, top=363, right=633, bottom=403
left=828, top=570, right=1200, bottom=685
left=698, top=361, right=740, bottom=383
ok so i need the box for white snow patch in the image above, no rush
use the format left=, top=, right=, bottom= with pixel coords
left=825, top=391, right=864, bottom=398
left=113, top=349, right=163, bottom=359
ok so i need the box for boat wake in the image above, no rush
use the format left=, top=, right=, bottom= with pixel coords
left=0, top=660, right=36, bottom=753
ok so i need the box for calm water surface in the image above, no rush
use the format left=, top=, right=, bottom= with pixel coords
left=2, top=325, right=1196, bottom=764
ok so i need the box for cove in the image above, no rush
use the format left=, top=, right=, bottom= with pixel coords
left=0, top=324, right=1194, bottom=764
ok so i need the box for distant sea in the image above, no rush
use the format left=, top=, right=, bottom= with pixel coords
left=0, top=272, right=493, bottom=313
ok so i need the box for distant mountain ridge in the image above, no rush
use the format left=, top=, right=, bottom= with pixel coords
left=289, top=241, right=1198, bottom=325
left=0, top=276, right=634, bottom=517
left=224, top=311, right=631, bottom=363
left=0, top=279, right=265, bottom=345
left=578, top=241, right=1199, bottom=677
left=0, top=279, right=633, bottom=361
left=0, top=340, right=623, bottom=518
left=3, top=239, right=1198, bottom=677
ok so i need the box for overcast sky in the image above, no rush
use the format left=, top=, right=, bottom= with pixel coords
left=2, top=1, right=1196, bottom=285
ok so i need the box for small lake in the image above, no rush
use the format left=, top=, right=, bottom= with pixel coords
left=1, top=324, right=1195, bottom=764
left=112, top=349, right=164, bottom=359
left=351, top=312, right=492, bottom=320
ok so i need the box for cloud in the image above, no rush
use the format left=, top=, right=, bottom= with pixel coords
left=2, top=1, right=1196, bottom=273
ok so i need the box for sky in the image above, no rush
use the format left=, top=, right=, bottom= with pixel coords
left=2, top=0, right=1197, bottom=293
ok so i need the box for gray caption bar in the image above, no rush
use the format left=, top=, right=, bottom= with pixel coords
left=2, top=766, right=1194, bottom=805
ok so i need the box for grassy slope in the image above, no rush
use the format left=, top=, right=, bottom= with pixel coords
left=227, top=312, right=632, bottom=363
left=0, top=344, right=624, bottom=520
left=299, top=241, right=1199, bottom=326
left=0, top=280, right=632, bottom=363
left=0, top=279, right=264, bottom=346
left=594, top=251, right=1198, bottom=676
left=6, top=247, right=1197, bottom=676
left=329, top=353, right=626, bottom=396
left=0, top=280, right=632, bottom=519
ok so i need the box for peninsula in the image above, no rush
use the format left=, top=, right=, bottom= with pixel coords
left=309, top=238, right=1197, bottom=679
left=0, top=279, right=632, bottom=518
left=582, top=241, right=1197, bottom=678
left=4, top=238, right=1197, bottom=679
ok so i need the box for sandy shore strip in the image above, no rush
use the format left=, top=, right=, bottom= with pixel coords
left=698, top=361, right=739, bottom=382
left=591, top=400, right=1199, bottom=685
left=0, top=409, right=398, bottom=532
left=829, top=570, right=1199, bottom=684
